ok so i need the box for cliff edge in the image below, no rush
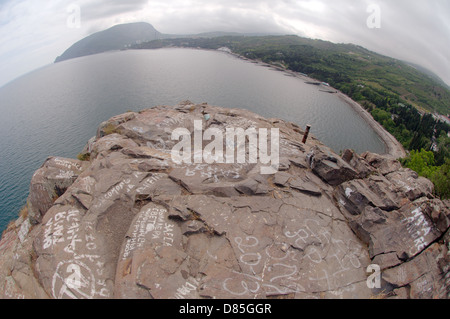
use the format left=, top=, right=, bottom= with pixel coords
left=0, top=102, right=449, bottom=299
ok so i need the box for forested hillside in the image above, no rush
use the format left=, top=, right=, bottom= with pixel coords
left=134, top=35, right=450, bottom=115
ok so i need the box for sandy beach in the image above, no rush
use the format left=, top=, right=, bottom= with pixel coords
left=335, top=92, right=407, bottom=159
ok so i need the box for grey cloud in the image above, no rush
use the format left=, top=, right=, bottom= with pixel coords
left=359, top=0, right=450, bottom=84
left=0, top=0, right=449, bottom=87
left=78, top=0, right=149, bottom=21
left=148, top=1, right=288, bottom=34
left=257, top=0, right=450, bottom=85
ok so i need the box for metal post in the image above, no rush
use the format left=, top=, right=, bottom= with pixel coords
left=302, top=125, right=311, bottom=144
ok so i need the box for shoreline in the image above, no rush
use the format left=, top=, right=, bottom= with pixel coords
left=135, top=46, right=408, bottom=159
left=336, top=92, right=407, bottom=159
left=222, top=49, right=407, bottom=159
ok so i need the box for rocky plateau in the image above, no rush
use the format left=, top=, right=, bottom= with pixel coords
left=0, top=102, right=449, bottom=299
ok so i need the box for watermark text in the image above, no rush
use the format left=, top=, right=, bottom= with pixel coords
left=366, top=4, right=381, bottom=29
left=171, top=120, right=280, bottom=174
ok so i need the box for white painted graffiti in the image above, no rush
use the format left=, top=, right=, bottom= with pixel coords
left=136, top=174, right=163, bottom=194
left=43, top=210, right=110, bottom=299
left=122, top=206, right=175, bottom=260
left=401, top=207, right=433, bottom=256
left=173, top=278, right=200, bottom=299
left=92, top=178, right=136, bottom=210
left=53, top=260, right=95, bottom=299
left=43, top=209, right=81, bottom=252
left=284, top=219, right=362, bottom=271
left=55, top=170, right=75, bottom=180
left=104, top=179, right=135, bottom=200
left=54, top=158, right=81, bottom=171
left=78, top=176, right=96, bottom=194
left=222, top=236, right=306, bottom=297
left=222, top=219, right=364, bottom=296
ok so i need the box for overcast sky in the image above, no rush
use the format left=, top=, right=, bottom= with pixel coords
left=0, top=0, right=449, bottom=88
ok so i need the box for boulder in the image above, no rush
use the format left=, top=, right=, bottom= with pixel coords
left=361, top=151, right=403, bottom=176
left=341, top=149, right=376, bottom=179
left=27, top=157, right=90, bottom=224
left=306, top=145, right=358, bottom=186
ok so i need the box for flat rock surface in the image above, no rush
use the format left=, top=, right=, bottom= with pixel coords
left=0, top=102, right=449, bottom=299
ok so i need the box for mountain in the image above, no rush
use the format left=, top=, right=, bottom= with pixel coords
left=54, top=22, right=163, bottom=63
left=54, top=22, right=280, bottom=63
left=405, top=61, right=450, bottom=90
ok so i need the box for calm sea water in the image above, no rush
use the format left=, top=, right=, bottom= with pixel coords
left=0, top=48, right=386, bottom=232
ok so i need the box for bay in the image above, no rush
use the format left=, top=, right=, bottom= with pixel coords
left=0, top=48, right=386, bottom=232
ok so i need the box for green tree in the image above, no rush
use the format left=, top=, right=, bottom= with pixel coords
left=371, top=108, right=391, bottom=123
left=429, top=159, right=450, bottom=199
left=401, top=149, right=449, bottom=199
left=434, top=131, right=450, bottom=166
left=402, top=149, right=437, bottom=177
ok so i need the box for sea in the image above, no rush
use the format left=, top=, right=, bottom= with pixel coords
left=0, top=48, right=386, bottom=232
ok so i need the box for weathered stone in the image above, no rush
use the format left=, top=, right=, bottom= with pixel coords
left=288, top=176, right=322, bottom=197
left=336, top=177, right=399, bottom=216
left=235, top=176, right=270, bottom=195
left=362, top=151, right=402, bottom=176
left=385, top=168, right=434, bottom=201
left=27, top=157, right=90, bottom=224
left=382, top=242, right=449, bottom=299
left=90, top=134, right=139, bottom=159
left=341, top=149, right=376, bottom=178
left=273, top=171, right=291, bottom=187
left=289, top=156, right=308, bottom=169
left=336, top=175, right=449, bottom=298
left=96, top=112, right=136, bottom=138
left=307, top=145, right=358, bottom=186
left=0, top=102, right=448, bottom=299
left=0, top=216, right=48, bottom=299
